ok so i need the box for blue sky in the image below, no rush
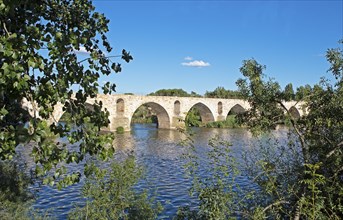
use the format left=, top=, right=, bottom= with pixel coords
left=90, top=0, right=342, bottom=95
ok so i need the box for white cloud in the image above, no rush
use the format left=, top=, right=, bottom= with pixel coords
left=184, top=56, right=193, bottom=61
left=181, top=60, right=210, bottom=67
left=73, top=46, right=90, bottom=55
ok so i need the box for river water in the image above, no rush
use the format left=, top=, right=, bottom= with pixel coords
left=25, top=123, right=285, bottom=219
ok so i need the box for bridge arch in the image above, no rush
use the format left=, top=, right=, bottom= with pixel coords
left=54, top=102, right=95, bottom=123
left=130, top=102, right=171, bottom=129
left=24, top=95, right=305, bottom=132
left=186, top=102, right=215, bottom=124
left=289, top=106, right=300, bottom=119
left=228, top=104, right=246, bottom=115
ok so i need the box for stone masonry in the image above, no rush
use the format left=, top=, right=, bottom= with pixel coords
left=23, top=94, right=305, bottom=131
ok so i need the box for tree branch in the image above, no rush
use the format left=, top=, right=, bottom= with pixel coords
left=326, top=141, right=343, bottom=159
left=262, top=200, right=289, bottom=213
left=278, top=101, right=309, bottom=162
left=77, top=55, right=121, bottom=65
left=3, top=22, right=10, bottom=36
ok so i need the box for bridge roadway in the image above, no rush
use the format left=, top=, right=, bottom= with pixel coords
left=23, top=94, right=304, bottom=131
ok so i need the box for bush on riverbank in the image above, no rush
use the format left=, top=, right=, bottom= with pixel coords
left=0, top=161, right=48, bottom=219
left=131, top=105, right=158, bottom=124
left=205, top=115, right=239, bottom=128
left=68, top=157, right=162, bottom=219
left=116, top=126, right=125, bottom=134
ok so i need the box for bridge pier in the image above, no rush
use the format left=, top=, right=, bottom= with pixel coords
left=171, top=116, right=185, bottom=130
left=109, top=116, right=185, bottom=132
left=22, top=94, right=305, bottom=133
left=109, top=116, right=131, bottom=131
left=217, top=115, right=226, bottom=121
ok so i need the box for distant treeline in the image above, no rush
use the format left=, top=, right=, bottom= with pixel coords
left=204, top=87, right=243, bottom=99
left=143, top=84, right=318, bottom=101
left=147, top=87, right=242, bottom=99
left=63, top=85, right=314, bottom=125
left=148, top=89, right=202, bottom=97
left=131, top=84, right=316, bottom=127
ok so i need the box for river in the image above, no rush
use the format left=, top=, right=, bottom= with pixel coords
left=25, top=123, right=287, bottom=219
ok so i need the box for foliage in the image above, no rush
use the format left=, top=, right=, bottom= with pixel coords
left=0, top=0, right=132, bottom=187
left=294, top=84, right=312, bottom=101
left=236, top=59, right=286, bottom=135
left=175, top=133, right=244, bottom=220
left=205, top=115, right=239, bottom=128
left=0, top=199, right=50, bottom=220
left=236, top=40, right=343, bottom=218
left=131, top=104, right=157, bottom=124
left=242, top=134, right=305, bottom=218
left=298, top=163, right=327, bottom=219
left=0, top=161, right=33, bottom=202
left=148, top=88, right=202, bottom=97
left=185, top=107, right=202, bottom=127
left=116, top=126, right=124, bottom=134
left=204, top=86, right=243, bottom=99
left=186, top=110, right=240, bottom=129
left=283, top=83, right=295, bottom=101
left=0, top=161, right=49, bottom=219
left=68, top=157, right=162, bottom=219
left=59, top=112, right=72, bottom=122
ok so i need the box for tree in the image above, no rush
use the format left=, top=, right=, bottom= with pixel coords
left=283, top=83, right=295, bottom=101
left=148, top=88, right=201, bottom=97
left=190, top=91, right=202, bottom=97
left=185, top=107, right=202, bottom=127
left=204, top=86, right=243, bottom=99
left=295, top=84, right=312, bottom=101
left=176, top=136, right=242, bottom=219
left=0, top=0, right=132, bottom=188
left=68, top=157, right=162, bottom=219
left=235, top=40, right=343, bottom=218
left=131, top=104, right=157, bottom=124
left=205, top=86, right=228, bottom=98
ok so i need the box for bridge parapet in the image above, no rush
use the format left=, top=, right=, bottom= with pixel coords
left=22, top=94, right=306, bottom=132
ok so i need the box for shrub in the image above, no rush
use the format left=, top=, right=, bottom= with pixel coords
left=116, top=126, right=125, bottom=134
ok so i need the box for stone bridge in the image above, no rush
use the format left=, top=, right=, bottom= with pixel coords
left=24, top=94, right=305, bottom=131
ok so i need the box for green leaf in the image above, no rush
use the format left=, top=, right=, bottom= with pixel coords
left=9, top=33, right=17, bottom=39
left=0, top=0, right=132, bottom=191
left=0, top=107, right=8, bottom=116
left=122, top=49, right=133, bottom=63
left=55, top=32, right=62, bottom=40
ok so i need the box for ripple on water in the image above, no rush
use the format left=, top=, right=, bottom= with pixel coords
left=23, top=124, right=285, bottom=219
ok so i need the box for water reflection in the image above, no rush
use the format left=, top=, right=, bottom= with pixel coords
left=22, top=124, right=288, bottom=219
left=113, top=131, right=135, bottom=151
